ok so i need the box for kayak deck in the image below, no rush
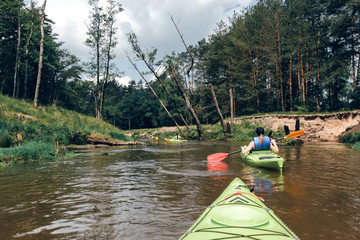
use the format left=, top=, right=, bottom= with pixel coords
left=179, top=178, right=298, bottom=240
left=240, top=147, right=285, bottom=171
left=164, top=138, right=187, bottom=143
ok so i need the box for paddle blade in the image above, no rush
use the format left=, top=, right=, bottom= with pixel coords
left=283, top=130, right=305, bottom=139
left=207, top=153, right=229, bottom=162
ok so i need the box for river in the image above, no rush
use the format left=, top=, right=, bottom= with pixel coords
left=0, top=141, right=359, bottom=240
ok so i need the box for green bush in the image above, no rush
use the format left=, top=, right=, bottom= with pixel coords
left=0, top=129, right=12, bottom=147
left=69, top=130, right=88, bottom=145
left=0, top=141, right=56, bottom=161
left=352, top=142, right=360, bottom=151
left=343, top=133, right=360, bottom=144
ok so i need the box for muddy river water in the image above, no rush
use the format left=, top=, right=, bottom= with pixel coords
left=0, top=141, right=359, bottom=239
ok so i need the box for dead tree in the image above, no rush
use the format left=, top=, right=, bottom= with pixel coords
left=24, top=0, right=35, bottom=99
left=127, top=32, right=190, bottom=131
left=34, top=0, right=47, bottom=108
left=170, top=15, right=194, bottom=96
left=126, top=52, right=186, bottom=138
left=295, top=119, right=300, bottom=131
left=210, top=84, right=227, bottom=135
left=169, top=15, right=206, bottom=139
left=13, top=6, right=21, bottom=99
left=229, top=88, right=234, bottom=133
left=170, top=65, right=205, bottom=140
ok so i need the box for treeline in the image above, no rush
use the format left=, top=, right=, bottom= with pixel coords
left=1, top=0, right=359, bottom=131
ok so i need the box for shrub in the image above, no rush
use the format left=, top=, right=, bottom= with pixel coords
left=352, top=142, right=360, bottom=151
left=0, top=129, right=11, bottom=147
left=343, top=133, right=360, bottom=144
left=0, top=141, right=56, bottom=161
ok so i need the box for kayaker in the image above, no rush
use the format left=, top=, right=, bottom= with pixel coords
left=241, top=127, right=279, bottom=154
left=172, top=133, right=181, bottom=140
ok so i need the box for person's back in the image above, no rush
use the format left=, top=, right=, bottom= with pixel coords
left=253, top=135, right=271, bottom=151
left=241, top=127, right=279, bottom=154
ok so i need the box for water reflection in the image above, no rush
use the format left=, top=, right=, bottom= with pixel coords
left=249, top=173, right=285, bottom=192
left=207, top=161, right=228, bottom=172
left=207, top=160, right=229, bottom=186
left=0, top=143, right=359, bottom=239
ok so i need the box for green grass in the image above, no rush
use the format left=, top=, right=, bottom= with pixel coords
left=0, top=94, right=133, bottom=147
left=343, top=132, right=360, bottom=151
left=128, top=121, right=285, bottom=143
left=351, top=142, right=360, bottom=151
left=0, top=141, right=68, bottom=167
left=0, top=94, right=134, bottom=166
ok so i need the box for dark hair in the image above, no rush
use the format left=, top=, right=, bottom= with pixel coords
left=255, top=127, right=265, bottom=144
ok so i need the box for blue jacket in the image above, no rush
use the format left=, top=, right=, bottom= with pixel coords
left=253, top=136, right=271, bottom=151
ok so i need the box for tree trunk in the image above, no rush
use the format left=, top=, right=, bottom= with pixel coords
left=98, top=2, right=123, bottom=120
left=248, top=49, right=260, bottom=112
left=178, top=111, right=190, bottom=131
left=229, top=88, right=234, bottom=133
left=300, top=48, right=305, bottom=104
left=209, top=84, right=227, bottom=135
left=352, top=54, right=357, bottom=90
left=34, top=0, right=47, bottom=108
left=351, top=27, right=356, bottom=90
left=316, top=29, right=321, bottom=112
left=329, top=87, right=332, bottom=111
left=226, top=55, right=235, bottom=130
left=356, top=54, right=360, bottom=89
left=13, top=8, right=21, bottom=99
left=24, top=2, right=34, bottom=99
left=297, top=48, right=301, bottom=99
left=170, top=15, right=194, bottom=97
left=170, top=65, right=204, bottom=140
left=276, top=15, right=284, bottom=112
left=289, top=54, right=293, bottom=111
left=305, top=47, right=309, bottom=97
left=96, top=90, right=103, bottom=119
left=95, top=31, right=101, bottom=118
left=170, top=15, right=195, bottom=128
left=275, top=61, right=280, bottom=110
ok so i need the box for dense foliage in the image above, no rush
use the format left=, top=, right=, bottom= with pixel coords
left=0, top=0, right=359, bottom=131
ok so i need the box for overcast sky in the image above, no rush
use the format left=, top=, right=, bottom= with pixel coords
left=43, top=0, right=256, bottom=85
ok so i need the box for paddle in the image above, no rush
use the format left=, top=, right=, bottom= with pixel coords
left=207, top=130, right=305, bottom=162
left=274, top=129, right=304, bottom=141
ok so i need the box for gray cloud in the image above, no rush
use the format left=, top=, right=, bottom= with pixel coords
left=45, top=0, right=254, bottom=82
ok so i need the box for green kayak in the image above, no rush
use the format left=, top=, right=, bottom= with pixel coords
left=179, top=178, right=298, bottom=240
left=240, top=147, right=285, bottom=171
left=165, top=138, right=188, bottom=143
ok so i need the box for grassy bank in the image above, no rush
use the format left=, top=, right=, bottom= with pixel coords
left=0, top=94, right=133, bottom=166
left=129, top=120, right=287, bottom=143
left=343, top=132, right=360, bottom=151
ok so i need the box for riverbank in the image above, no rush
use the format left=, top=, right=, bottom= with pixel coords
left=1, top=94, right=359, bottom=167
left=127, top=111, right=360, bottom=150
left=0, top=94, right=140, bottom=167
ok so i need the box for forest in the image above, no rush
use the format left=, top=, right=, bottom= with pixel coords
left=1, top=0, right=359, bottom=132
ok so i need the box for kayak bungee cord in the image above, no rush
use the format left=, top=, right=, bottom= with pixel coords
left=222, top=191, right=264, bottom=205
left=183, top=191, right=299, bottom=239
left=179, top=178, right=299, bottom=240
left=191, top=227, right=298, bottom=240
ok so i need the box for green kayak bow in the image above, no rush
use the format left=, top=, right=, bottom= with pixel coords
left=179, top=178, right=299, bottom=240
left=240, top=148, right=285, bottom=171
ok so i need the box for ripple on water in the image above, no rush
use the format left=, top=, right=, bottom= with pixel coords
left=1, top=143, right=360, bottom=240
